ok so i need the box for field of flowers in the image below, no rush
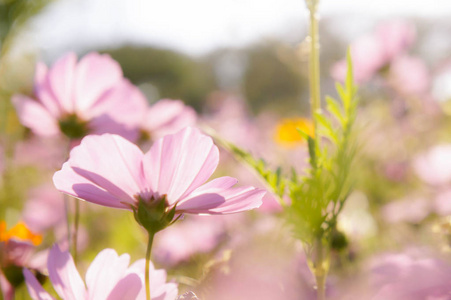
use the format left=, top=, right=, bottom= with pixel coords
left=1, top=0, right=451, bottom=299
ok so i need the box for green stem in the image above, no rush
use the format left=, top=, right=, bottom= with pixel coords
left=63, top=194, right=71, bottom=252
left=73, top=200, right=80, bottom=264
left=307, top=0, right=321, bottom=138
left=145, top=231, right=155, bottom=300
left=313, top=237, right=328, bottom=300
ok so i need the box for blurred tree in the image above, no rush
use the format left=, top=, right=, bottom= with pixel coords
left=0, top=0, right=51, bottom=55
left=242, top=41, right=308, bottom=115
left=104, top=46, right=217, bottom=111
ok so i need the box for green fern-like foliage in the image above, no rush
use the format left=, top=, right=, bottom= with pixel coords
left=221, top=50, right=358, bottom=247
left=287, top=51, right=358, bottom=245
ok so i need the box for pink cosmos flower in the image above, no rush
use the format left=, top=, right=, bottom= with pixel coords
left=23, top=245, right=177, bottom=300
left=375, top=20, right=416, bottom=61
left=53, top=127, right=265, bottom=218
left=141, top=99, right=196, bottom=140
left=388, top=55, right=430, bottom=96
left=413, top=144, right=451, bottom=186
left=331, top=35, right=386, bottom=84
left=12, top=52, right=147, bottom=141
left=22, top=185, right=65, bottom=233
left=154, top=216, right=226, bottom=266
left=367, top=252, right=451, bottom=300
left=331, top=20, right=416, bottom=84
left=381, top=197, right=431, bottom=224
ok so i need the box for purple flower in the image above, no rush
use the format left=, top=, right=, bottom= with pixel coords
left=12, top=52, right=147, bottom=141
left=23, top=245, right=177, bottom=300
left=53, top=127, right=265, bottom=218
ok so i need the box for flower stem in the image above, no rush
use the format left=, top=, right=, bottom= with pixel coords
left=307, top=0, right=321, bottom=138
left=305, top=1, right=328, bottom=299
left=63, top=194, right=71, bottom=252
left=145, top=231, right=155, bottom=300
left=314, top=238, right=327, bottom=300
left=72, top=200, right=80, bottom=264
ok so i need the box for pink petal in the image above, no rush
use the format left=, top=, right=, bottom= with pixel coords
left=53, top=134, right=146, bottom=209
left=86, top=249, right=131, bottom=300
left=177, top=177, right=265, bottom=214
left=106, top=273, right=142, bottom=300
left=142, top=99, right=197, bottom=139
left=23, top=268, right=56, bottom=300
left=47, top=245, right=87, bottom=300
left=176, top=177, right=237, bottom=211
left=376, top=20, right=416, bottom=61
left=34, top=62, right=62, bottom=118
left=48, top=52, right=77, bottom=113
left=128, top=259, right=177, bottom=300
left=12, top=95, right=60, bottom=136
left=87, top=79, right=148, bottom=140
left=74, top=52, right=123, bottom=113
left=142, top=127, right=219, bottom=205
left=53, top=164, right=130, bottom=209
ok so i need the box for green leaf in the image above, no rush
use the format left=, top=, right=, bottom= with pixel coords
left=325, top=96, right=345, bottom=125
left=307, top=136, right=317, bottom=169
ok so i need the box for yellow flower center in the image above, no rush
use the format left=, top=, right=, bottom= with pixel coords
left=0, top=221, right=42, bottom=246
left=274, top=118, right=314, bottom=147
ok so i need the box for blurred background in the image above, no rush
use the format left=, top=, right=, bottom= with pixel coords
left=2, top=1, right=451, bottom=299
left=2, top=0, right=451, bottom=113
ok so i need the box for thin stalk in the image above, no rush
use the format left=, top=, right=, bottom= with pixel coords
left=145, top=231, right=155, bottom=300
left=63, top=193, right=71, bottom=252
left=306, top=1, right=327, bottom=299
left=307, top=0, right=321, bottom=138
left=314, top=238, right=327, bottom=300
left=72, top=200, right=80, bottom=264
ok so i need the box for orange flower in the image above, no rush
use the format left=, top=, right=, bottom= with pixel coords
left=0, top=221, right=42, bottom=246
left=274, top=118, right=314, bottom=147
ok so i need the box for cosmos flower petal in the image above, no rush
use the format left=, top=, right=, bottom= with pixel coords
left=177, top=177, right=265, bottom=214
left=106, top=273, right=142, bottom=300
left=47, top=245, right=87, bottom=300
left=86, top=249, right=131, bottom=300
left=12, top=94, right=60, bottom=137
left=54, top=134, right=146, bottom=207
left=23, top=268, right=56, bottom=300
left=128, top=259, right=177, bottom=300
left=53, top=163, right=130, bottom=209
left=176, top=177, right=237, bottom=211
left=142, top=99, right=197, bottom=139
left=48, top=52, right=77, bottom=113
left=33, top=62, right=62, bottom=117
left=74, top=52, right=123, bottom=113
left=87, top=79, right=148, bottom=140
left=142, top=127, right=219, bottom=205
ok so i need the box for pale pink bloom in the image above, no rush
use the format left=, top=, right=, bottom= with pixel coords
left=332, top=20, right=416, bottom=84
left=203, top=94, right=262, bottom=152
left=13, top=136, right=66, bottom=170
left=367, top=252, right=451, bottom=300
left=331, top=35, right=386, bottom=84
left=22, top=185, right=65, bottom=233
left=53, top=127, right=265, bottom=215
left=434, top=189, right=451, bottom=216
left=12, top=52, right=147, bottom=141
left=413, top=144, right=451, bottom=186
left=0, top=271, right=13, bottom=300
left=141, top=99, right=196, bottom=140
left=389, top=55, right=430, bottom=96
left=127, top=259, right=178, bottom=300
left=23, top=245, right=175, bottom=300
left=432, top=60, right=451, bottom=102
left=375, top=20, right=416, bottom=61
left=382, top=197, right=431, bottom=224
left=154, top=216, right=226, bottom=265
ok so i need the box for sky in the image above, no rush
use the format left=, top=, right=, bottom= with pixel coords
left=29, top=0, right=451, bottom=57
